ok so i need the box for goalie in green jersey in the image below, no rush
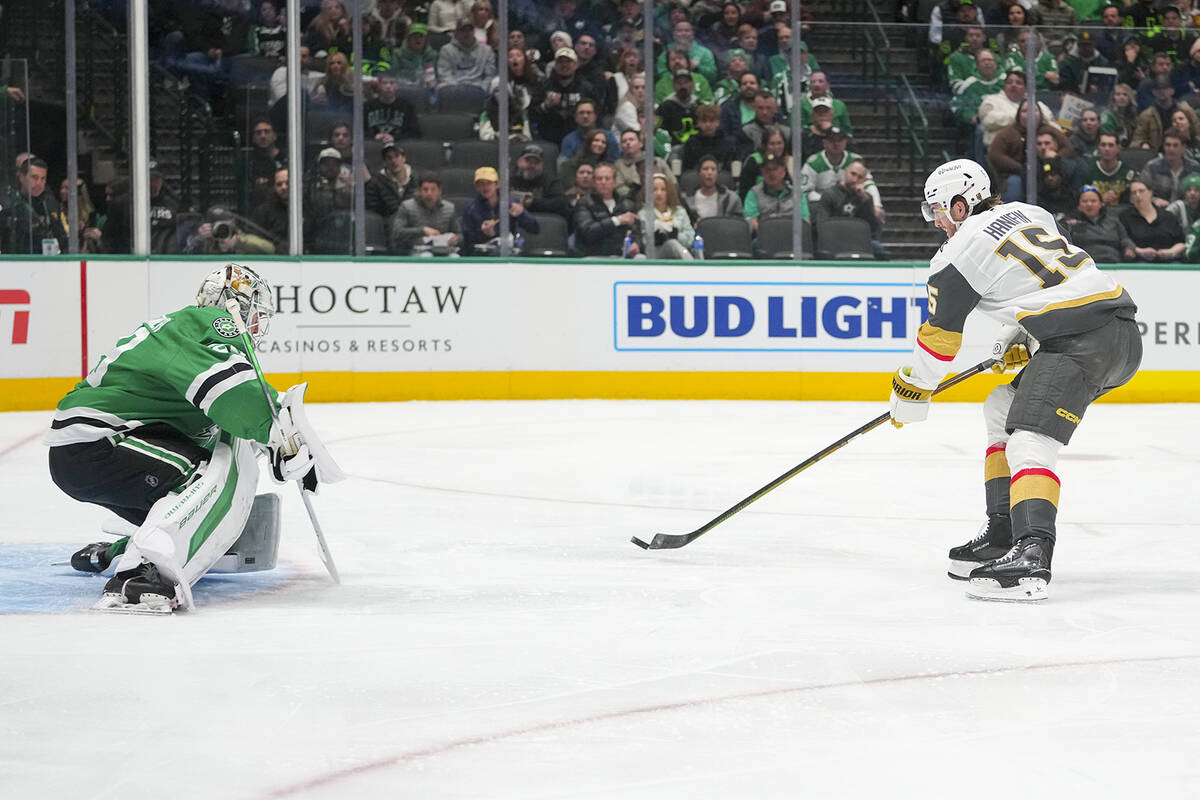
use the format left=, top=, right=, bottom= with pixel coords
left=45, top=265, right=343, bottom=613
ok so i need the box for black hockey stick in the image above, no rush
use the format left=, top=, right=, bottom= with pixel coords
left=631, top=357, right=1000, bottom=551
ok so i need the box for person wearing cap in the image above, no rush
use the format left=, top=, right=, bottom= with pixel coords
left=654, top=19, right=717, bottom=84
left=1166, top=171, right=1200, bottom=229
left=531, top=46, right=603, bottom=147
left=511, top=144, right=571, bottom=219
left=801, top=127, right=884, bottom=215
left=365, top=141, right=418, bottom=218
left=305, top=147, right=354, bottom=251
left=435, top=16, right=497, bottom=92
left=801, top=98, right=837, bottom=157
left=712, top=48, right=753, bottom=106
left=1059, top=30, right=1113, bottom=95
left=392, top=172, right=462, bottom=255
left=1130, top=72, right=1200, bottom=151
left=1061, top=184, right=1133, bottom=264
left=460, top=166, right=540, bottom=255
left=1148, top=6, right=1195, bottom=67
left=393, top=23, right=437, bottom=86
left=799, top=71, right=853, bottom=135
left=658, top=69, right=702, bottom=145
left=365, top=71, right=421, bottom=142
left=654, top=47, right=715, bottom=105
left=743, top=151, right=796, bottom=234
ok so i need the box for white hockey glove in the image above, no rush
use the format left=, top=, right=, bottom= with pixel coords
left=990, top=324, right=1036, bottom=374
left=889, top=366, right=937, bottom=428
left=268, top=382, right=346, bottom=494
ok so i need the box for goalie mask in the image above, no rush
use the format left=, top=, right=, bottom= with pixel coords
left=921, top=159, right=992, bottom=222
left=196, top=264, right=275, bottom=346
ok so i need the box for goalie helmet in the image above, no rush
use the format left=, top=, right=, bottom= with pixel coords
left=196, top=264, right=275, bottom=345
left=921, top=159, right=992, bottom=222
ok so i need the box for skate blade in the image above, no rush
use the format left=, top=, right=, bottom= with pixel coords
left=965, top=576, right=1048, bottom=603
left=947, top=559, right=981, bottom=580
left=92, top=594, right=176, bottom=615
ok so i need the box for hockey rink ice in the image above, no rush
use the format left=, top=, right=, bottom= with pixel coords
left=2, top=398, right=1198, bottom=799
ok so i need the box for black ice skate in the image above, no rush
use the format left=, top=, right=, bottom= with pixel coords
left=965, top=537, right=1053, bottom=602
left=95, top=563, right=178, bottom=614
left=70, top=542, right=115, bottom=574
left=947, top=513, right=1012, bottom=580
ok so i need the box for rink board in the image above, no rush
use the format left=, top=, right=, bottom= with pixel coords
left=1, top=257, right=1198, bottom=408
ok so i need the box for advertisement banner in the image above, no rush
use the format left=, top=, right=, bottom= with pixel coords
left=0, top=261, right=81, bottom=380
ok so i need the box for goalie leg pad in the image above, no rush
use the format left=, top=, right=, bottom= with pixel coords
left=210, top=493, right=281, bottom=573
left=115, top=437, right=259, bottom=610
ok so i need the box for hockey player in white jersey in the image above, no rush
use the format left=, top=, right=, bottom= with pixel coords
left=889, top=159, right=1141, bottom=601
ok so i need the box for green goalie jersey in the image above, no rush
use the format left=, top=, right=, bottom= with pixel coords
left=45, top=305, right=279, bottom=449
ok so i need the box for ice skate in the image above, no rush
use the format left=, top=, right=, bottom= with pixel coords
left=947, top=513, right=1011, bottom=580
left=94, top=563, right=179, bottom=614
left=965, top=537, right=1052, bottom=602
left=70, top=541, right=116, bottom=574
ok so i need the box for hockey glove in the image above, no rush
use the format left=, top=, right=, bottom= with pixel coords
left=270, top=441, right=318, bottom=492
left=990, top=325, right=1036, bottom=374
left=889, top=366, right=936, bottom=427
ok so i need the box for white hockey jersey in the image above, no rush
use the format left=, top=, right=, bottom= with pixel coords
left=909, top=201, right=1136, bottom=386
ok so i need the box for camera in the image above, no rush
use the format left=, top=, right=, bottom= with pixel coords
left=213, top=221, right=236, bottom=240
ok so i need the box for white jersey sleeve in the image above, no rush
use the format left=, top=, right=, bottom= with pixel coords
left=908, top=201, right=1136, bottom=387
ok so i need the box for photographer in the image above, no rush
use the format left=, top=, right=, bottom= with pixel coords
left=185, top=208, right=275, bottom=255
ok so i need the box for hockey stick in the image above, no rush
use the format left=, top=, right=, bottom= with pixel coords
left=225, top=299, right=341, bottom=584
left=631, top=357, right=1000, bottom=551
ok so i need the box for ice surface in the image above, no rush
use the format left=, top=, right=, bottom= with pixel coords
left=2, top=399, right=1198, bottom=799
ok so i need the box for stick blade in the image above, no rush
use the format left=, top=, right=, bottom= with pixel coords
left=632, top=532, right=695, bottom=551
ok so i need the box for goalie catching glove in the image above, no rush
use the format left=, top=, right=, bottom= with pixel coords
left=990, top=324, right=1036, bottom=373
left=889, top=366, right=939, bottom=427
left=269, top=382, right=346, bottom=494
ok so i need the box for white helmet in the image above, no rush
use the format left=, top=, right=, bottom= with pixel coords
left=921, top=159, right=992, bottom=221
left=196, top=264, right=275, bottom=346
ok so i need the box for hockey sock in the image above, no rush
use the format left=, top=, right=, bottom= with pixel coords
left=984, top=442, right=1011, bottom=518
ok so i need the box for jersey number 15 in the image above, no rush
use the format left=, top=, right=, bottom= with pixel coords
left=994, top=225, right=1090, bottom=288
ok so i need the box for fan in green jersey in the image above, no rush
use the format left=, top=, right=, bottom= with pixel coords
left=46, top=265, right=342, bottom=613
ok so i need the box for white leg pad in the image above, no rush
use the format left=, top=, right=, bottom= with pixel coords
left=1005, top=428, right=1062, bottom=474
left=983, top=382, right=1016, bottom=445
left=115, top=438, right=259, bottom=610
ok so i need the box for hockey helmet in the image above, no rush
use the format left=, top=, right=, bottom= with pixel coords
left=921, top=159, right=992, bottom=222
left=196, top=264, right=275, bottom=346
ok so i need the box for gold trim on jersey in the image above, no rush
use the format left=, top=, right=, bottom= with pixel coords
left=1015, top=286, right=1125, bottom=322
left=915, top=322, right=962, bottom=362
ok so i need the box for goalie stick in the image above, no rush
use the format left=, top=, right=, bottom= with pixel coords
left=225, top=299, right=342, bottom=584
left=631, top=357, right=1000, bottom=551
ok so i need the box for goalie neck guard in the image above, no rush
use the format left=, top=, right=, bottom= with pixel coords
left=196, top=264, right=275, bottom=346
left=921, top=159, right=992, bottom=222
